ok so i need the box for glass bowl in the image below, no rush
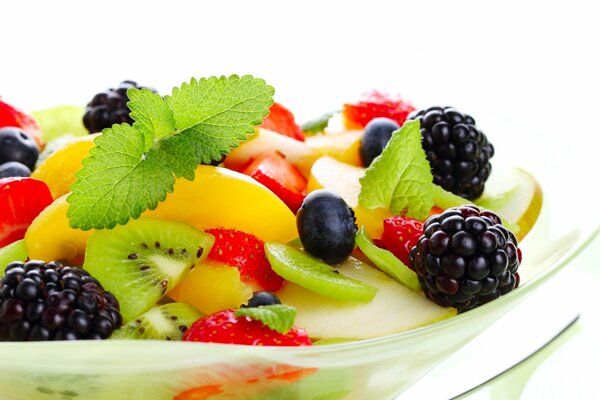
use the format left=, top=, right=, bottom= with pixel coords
left=0, top=118, right=598, bottom=400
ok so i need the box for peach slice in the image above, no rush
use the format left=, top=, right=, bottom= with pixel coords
left=32, top=134, right=97, bottom=199
left=144, top=166, right=297, bottom=243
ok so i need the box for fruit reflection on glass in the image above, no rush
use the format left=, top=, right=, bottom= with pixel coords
left=0, top=78, right=548, bottom=399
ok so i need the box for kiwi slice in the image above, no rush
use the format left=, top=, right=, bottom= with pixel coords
left=0, top=240, right=28, bottom=277
left=265, top=242, right=377, bottom=303
left=355, top=227, right=421, bottom=292
left=110, top=302, right=201, bottom=340
left=84, top=218, right=214, bottom=322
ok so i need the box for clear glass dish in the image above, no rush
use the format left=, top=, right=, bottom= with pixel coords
left=0, top=115, right=598, bottom=400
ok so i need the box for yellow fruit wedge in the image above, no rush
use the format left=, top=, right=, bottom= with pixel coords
left=24, top=195, right=94, bottom=264
left=478, top=167, right=543, bottom=241
left=305, top=130, right=364, bottom=167
left=224, top=128, right=319, bottom=177
left=168, top=261, right=253, bottom=315
left=32, top=134, right=97, bottom=199
left=144, top=165, right=298, bottom=243
left=277, top=256, right=456, bottom=339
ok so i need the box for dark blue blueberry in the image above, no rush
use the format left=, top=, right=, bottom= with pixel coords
left=359, top=117, right=400, bottom=167
left=0, top=127, right=39, bottom=170
left=0, top=161, right=32, bottom=178
left=296, top=190, right=357, bottom=264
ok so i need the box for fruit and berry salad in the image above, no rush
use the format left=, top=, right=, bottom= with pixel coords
left=0, top=77, right=542, bottom=347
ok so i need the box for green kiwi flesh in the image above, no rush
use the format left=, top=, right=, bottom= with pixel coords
left=110, top=302, right=201, bottom=340
left=83, top=218, right=214, bottom=322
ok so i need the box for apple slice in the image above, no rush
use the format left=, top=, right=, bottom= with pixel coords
left=224, top=128, right=319, bottom=177
left=276, top=256, right=456, bottom=339
left=477, top=167, right=543, bottom=241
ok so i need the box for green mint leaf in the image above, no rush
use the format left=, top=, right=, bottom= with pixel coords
left=67, top=75, right=273, bottom=230
left=235, top=304, right=297, bottom=334
left=301, top=110, right=338, bottom=134
left=358, top=120, right=434, bottom=220
left=127, top=88, right=176, bottom=149
left=162, top=76, right=274, bottom=178
left=67, top=124, right=175, bottom=230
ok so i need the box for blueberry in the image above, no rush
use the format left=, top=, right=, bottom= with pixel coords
left=359, top=118, right=400, bottom=167
left=0, top=127, right=39, bottom=170
left=0, top=161, right=32, bottom=178
left=244, top=291, right=281, bottom=308
left=296, top=190, right=357, bottom=264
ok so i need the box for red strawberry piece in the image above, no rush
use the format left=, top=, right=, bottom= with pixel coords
left=241, top=151, right=307, bottom=213
left=342, top=89, right=416, bottom=129
left=259, top=102, right=305, bottom=142
left=0, top=178, right=53, bottom=247
left=206, top=228, right=284, bottom=292
left=173, top=384, right=223, bottom=400
left=183, top=309, right=312, bottom=346
left=381, top=215, right=424, bottom=269
left=0, top=99, right=44, bottom=148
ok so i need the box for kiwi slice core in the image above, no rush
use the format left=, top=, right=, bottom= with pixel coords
left=84, top=218, right=214, bottom=322
left=110, top=302, right=201, bottom=340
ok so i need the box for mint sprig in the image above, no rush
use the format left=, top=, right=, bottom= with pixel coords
left=301, top=110, right=338, bottom=134
left=358, top=120, right=434, bottom=220
left=235, top=304, right=297, bottom=334
left=67, top=75, right=274, bottom=230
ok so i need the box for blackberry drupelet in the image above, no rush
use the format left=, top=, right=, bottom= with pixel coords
left=410, top=205, right=521, bottom=312
left=83, top=80, right=157, bottom=133
left=408, top=106, right=494, bottom=200
left=0, top=260, right=122, bottom=341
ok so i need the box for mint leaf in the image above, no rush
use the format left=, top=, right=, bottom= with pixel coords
left=127, top=88, right=176, bottom=149
left=358, top=120, right=434, bottom=220
left=162, top=76, right=274, bottom=178
left=301, top=110, right=338, bottom=134
left=67, top=124, right=175, bottom=229
left=235, top=304, right=297, bottom=334
left=67, top=75, right=273, bottom=230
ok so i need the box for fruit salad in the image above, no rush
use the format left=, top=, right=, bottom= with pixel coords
left=0, top=77, right=543, bottom=351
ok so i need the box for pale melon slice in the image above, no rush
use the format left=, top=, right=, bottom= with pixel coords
left=277, top=256, right=456, bottom=339
left=477, top=167, right=543, bottom=241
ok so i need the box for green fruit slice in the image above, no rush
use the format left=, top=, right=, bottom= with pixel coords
left=277, top=257, right=456, bottom=339
left=355, top=227, right=420, bottom=292
left=32, top=105, right=87, bottom=142
left=84, top=218, right=214, bottom=322
left=110, top=302, right=201, bottom=340
left=0, top=240, right=28, bottom=277
left=265, top=242, right=377, bottom=303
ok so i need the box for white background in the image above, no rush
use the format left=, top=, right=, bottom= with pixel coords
left=2, top=0, right=598, bottom=197
left=2, top=1, right=599, bottom=398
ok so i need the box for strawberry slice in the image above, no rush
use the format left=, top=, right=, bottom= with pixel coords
left=0, top=178, right=53, bottom=247
left=0, top=99, right=44, bottom=148
left=206, top=228, right=284, bottom=292
left=381, top=215, right=424, bottom=269
left=183, top=309, right=312, bottom=346
left=259, top=102, right=305, bottom=142
left=241, top=151, right=306, bottom=214
left=342, top=89, right=416, bottom=129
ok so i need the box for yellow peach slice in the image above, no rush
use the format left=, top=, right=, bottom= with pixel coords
left=144, top=165, right=298, bottom=243
left=32, top=134, right=97, bottom=199
left=168, top=261, right=252, bottom=315
left=24, top=195, right=94, bottom=264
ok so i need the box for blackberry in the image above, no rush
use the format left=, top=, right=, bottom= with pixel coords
left=408, top=106, right=494, bottom=200
left=0, top=261, right=122, bottom=341
left=83, top=80, right=157, bottom=134
left=410, top=205, right=521, bottom=312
